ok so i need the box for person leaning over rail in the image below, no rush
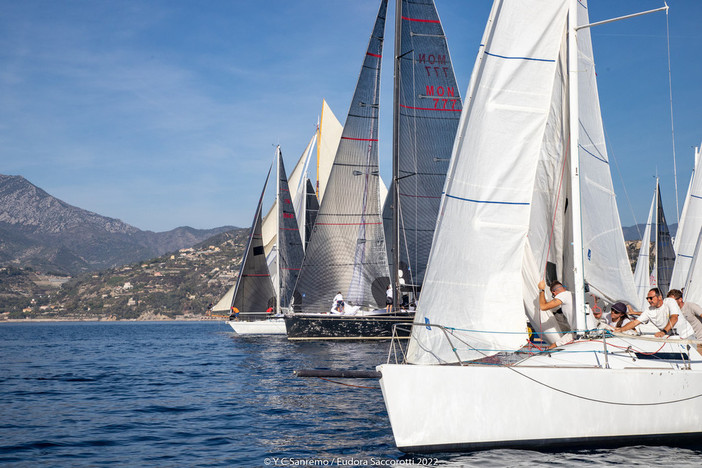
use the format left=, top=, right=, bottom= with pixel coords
left=615, top=287, right=695, bottom=339
left=667, top=289, right=702, bottom=340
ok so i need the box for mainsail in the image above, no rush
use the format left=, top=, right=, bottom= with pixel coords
left=654, top=181, right=675, bottom=296
left=383, top=0, right=462, bottom=293
left=304, top=179, right=319, bottom=250
left=407, top=0, right=569, bottom=364
left=276, top=148, right=305, bottom=310
left=293, top=0, right=390, bottom=312
left=407, top=0, right=638, bottom=364
left=232, top=167, right=276, bottom=314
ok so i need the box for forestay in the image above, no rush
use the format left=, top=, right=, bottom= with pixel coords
left=407, top=0, right=569, bottom=364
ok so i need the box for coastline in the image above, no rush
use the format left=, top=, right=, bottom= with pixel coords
left=0, top=316, right=226, bottom=323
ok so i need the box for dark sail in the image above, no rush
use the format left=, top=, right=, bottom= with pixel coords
left=277, top=148, right=305, bottom=309
left=293, top=0, right=390, bottom=312
left=384, top=0, right=462, bottom=294
left=304, top=178, right=319, bottom=250
left=232, top=167, right=276, bottom=313
left=656, top=181, right=675, bottom=295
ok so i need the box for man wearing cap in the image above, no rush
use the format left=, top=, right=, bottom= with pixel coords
left=615, top=287, right=695, bottom=339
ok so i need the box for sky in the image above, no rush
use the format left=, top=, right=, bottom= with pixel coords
left=1, top=0, right=701, bottom=233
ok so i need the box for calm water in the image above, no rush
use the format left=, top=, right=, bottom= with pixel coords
left=1, top=322, right=702, bottom=467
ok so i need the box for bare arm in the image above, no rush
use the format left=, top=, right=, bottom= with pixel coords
left=616, top=319, right=641, bottom=333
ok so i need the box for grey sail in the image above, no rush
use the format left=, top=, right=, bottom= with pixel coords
left=277, top=149, right=305, bottom=309
left=293, top=0, right=390, bottom=312
left=383, top=0, right=462, bottom=295
left=304, top=178, right=319, bottom=250
left=656, top=181, right=675, bottom=295
left=232, top=166, right=276, bottom=313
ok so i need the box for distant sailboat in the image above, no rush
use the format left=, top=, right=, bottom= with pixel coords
left=633, top=179, right=676, bottom=308
left=227, top=146, right=305, bottom=334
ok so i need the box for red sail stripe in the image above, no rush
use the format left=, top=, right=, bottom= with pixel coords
left=315, top=222, right=383, bottom=226
left=400, top=103, right=461, bottom=112
left=401, top=15, right=440, bottom=23
left=366, top=52, right=382, bottom=58
left=341, top=137, right=379, bottom=142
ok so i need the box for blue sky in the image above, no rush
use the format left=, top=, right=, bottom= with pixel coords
left=1, top=1, right=700, bottom=232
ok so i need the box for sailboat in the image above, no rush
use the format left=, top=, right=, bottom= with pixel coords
left=378, top=0, right=702, bottom=452
left=227, top=146, right=305, bottom=335
left=286, top=0, right=462, bottom=340
left=633, top=179, right=676, bottom=309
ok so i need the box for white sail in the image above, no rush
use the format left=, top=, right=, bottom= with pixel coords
left=683, top=229, right=702, bottom=304
left=633, top=193, right=654, bottom=310
left=211, top=284, right=236, bottom=313
left=576, top=4, right=639, bottom=307
left=673, top=147, right=696, bottom=252
left=407, top=0, right=569, bottom=364
left=670, top=143, right=702, bottom=289
left=288, top=133, right=317, bottom=245
left=317, top=99, right=343, bottom=202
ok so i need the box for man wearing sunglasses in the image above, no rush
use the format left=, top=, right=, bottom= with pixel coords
left=615, top=288, right=695, bottom=339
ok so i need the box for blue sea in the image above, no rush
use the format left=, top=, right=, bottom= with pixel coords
left=2, top=321, right=702, bottom=467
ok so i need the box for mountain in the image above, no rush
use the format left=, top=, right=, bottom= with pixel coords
left=0, top=174, right=235, bottom=274
left=0, top=228, right=249, bottom=320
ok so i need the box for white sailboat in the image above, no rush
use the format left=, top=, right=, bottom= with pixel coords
left=378, top=0, right=702, bottom=452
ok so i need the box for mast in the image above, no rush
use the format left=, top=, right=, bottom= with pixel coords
left=275, top=145, right=281, bottom=314
left=391, top=0, right=402, bottom=311
left=568, top=0, right=587, bottom=332
left=654, top=178, right=660, bottom=289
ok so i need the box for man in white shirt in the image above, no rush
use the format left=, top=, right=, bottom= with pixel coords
left=538, top=280, right=574, bottom=348
left=667, top=289, right=702, bottom=340
left=616, top=288, right=695, bottom=339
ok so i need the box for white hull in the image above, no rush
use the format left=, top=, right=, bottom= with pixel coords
left=379, top=337, right=702, bottom=452
left=228, top=318, right=286, bottom=335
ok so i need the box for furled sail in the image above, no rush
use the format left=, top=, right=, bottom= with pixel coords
left=382, top=0, right=462, bottom=291
left=276, top=148, right=305, bottom=309
left=293, top=0, right=390, bottom=312
left=407, top=0, right=569, bottom=364
left=633, top=194, right=654, bottom=310
left=232, top=167, right=276, bottom=313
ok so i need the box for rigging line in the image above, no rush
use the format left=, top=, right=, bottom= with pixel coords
left=452, top=332, right=702, bottom=407
left=666, top=7, right=679, bottom=224
left=603, top=125, right=642, bottom=240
